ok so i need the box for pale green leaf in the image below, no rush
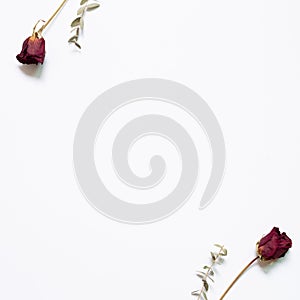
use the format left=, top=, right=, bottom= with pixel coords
left=80, top=17, right=84, bottom=29
left=202, top=291, right=208, bottom=300
left=216, top=257, right=224, bottom=264
left=191, top=290, right=200, bottom=296
left=77, top=6, right=86, bottom=15
left=196, top=271, right=207, bottom=278
left=220, top=248, right=228, bottom=256
left=71, top=17, right=81, bottom=27
left=86, top=3, right=100, bottom=11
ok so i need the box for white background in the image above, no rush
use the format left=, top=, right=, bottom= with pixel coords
left=1, top=0, right=300, bottom=299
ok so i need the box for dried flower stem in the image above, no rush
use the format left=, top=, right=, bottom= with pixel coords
left=38, top=0, right=69, bottom=34
left=219, top=256, right=259, bottom=300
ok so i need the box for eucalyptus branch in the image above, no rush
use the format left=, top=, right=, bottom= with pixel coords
left=68, top=0, right=100, bottom=49
left=192, top=244, right=227, bottom=300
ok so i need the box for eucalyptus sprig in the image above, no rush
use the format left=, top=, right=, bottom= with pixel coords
left=192, top=244, right=227, bottom=300
left=68, top=0, right=100, bottom=49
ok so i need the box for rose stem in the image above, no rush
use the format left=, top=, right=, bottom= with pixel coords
left=40, top=0, right=69, bottom=32
left=219, top=256, right=259, bottom=300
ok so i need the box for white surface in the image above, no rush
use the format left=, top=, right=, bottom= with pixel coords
left=1, top=0, right=299, bottom=299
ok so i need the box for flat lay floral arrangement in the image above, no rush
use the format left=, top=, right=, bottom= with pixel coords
left=194, top=227, right=292, bottom=300
left=16, top=0, right=100, bottom=64
left=15, top=2, right=294, bottom=300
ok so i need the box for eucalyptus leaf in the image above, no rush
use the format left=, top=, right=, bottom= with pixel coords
left=77, top=6, right=86, bottom=15
left=216, top=257, right=224, bottom=264
left=80, top=17, right=84, bottom=30
left=75, top=42, right=81, bottom=49
left=211, top=252, right=216, bottom=261
left=86, top=3, right=100, bottom=11
left=202, top=280, right=209, bottom=292
left=70, top=27, right=80, bottom=35
left=68, top=36, right=78, bottom=43
left=71, top=17, right=81, bottom=27
left=196, top=271, right=206, bottom=278
left=191, top=290, right=200, bottom=296
left=220, top=248, right=228, bottom=256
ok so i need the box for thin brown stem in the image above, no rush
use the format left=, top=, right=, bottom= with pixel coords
left=39, top=0, right=69, bottom=33
left=219, top=256, right=259, bottom=300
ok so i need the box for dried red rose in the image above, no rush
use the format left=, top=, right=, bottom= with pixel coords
left=16, top=35, right=46, bottom=65
left=257, top=227, right=292, bottom=261
left=219, top=227, right=292, bottom=299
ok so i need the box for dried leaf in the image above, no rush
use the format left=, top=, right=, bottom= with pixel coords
left=86, top=3, right=100, bottom=11
left=68, top=36, right=78, bottom=43
left=70, top=27, right=79, bottom=35
left=71, top=17, right=81, bottom=27
left=220, top=248, right=228, bottom=256
left=202, top=291, right=208, bottom=300
left=216, top=257, right=224, bottom=264
left=77, top=6, right=86, bottom=15
left=196, top=271, right=207, bottom=278
left=203, top=280, right=209, bottom=292
left=191, top=290, right=200, bottom=296
left=197, top=271, right=214, bottom=282
left=75, top=42, right=81, bottom=49
left=211, top=252, right=216, bottom=261
left=80, top=17, right=84, bottom=29
left=80, top=0, right=88, bottom=4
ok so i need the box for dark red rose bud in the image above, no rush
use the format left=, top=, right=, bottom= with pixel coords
left=16, top=35, right=46, bottom=65
left=257, top=227, right=292, bottom=261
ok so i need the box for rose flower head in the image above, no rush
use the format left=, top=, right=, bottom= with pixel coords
left=16, top=34, right=46, bottom=65
left=257, top=227, right=292, bottom=261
